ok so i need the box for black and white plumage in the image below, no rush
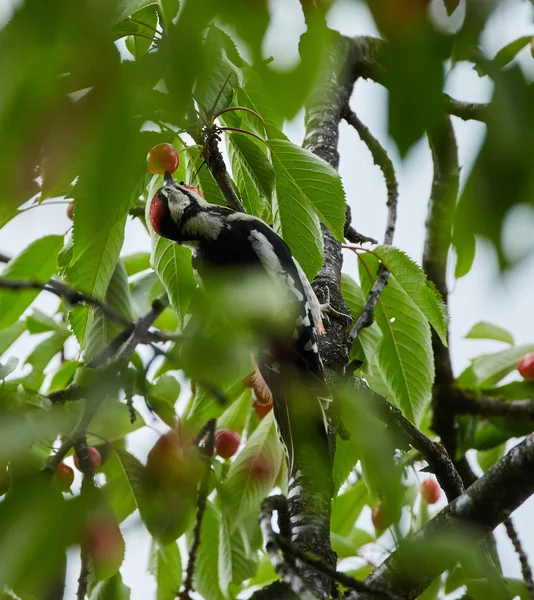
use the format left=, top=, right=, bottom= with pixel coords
left=149, top=176, right=330, bottom=471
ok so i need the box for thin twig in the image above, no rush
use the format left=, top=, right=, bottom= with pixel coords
left=444, top=94, right=489, bottom=123
left=75, top=437, right=95, bottom=600
left=344, top=108, right=398, bottom=343
left=358, top=381, right=464, bottom=501
left=0, top=252, right=11, bottom=263
left=180, top=419, right=217, bottom=600
left=455, top=395, right=534, bottom=421
left=504, top=517, right=534, bottom=599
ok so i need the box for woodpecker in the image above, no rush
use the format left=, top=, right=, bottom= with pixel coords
left=149, top=174, right=330, bottom=473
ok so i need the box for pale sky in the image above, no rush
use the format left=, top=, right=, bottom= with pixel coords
left=1, top=0, right=534, bottom=597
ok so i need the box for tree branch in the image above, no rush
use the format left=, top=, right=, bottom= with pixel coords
left=504, top=517, right=534, bottom=600
left=364, top=434, right=534, bottom=598
left=202, top=130, right=244, bottom=212
left=180, top=420, right=216, bottom=600
left=455, top=395, right=534, bottom=420
left=443, top=94, right=489, bottom=123
left=344, top=108, right=398, bottom=343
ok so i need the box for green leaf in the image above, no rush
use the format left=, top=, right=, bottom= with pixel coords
left=85, top=261, right=135, bottom=362
left=220, top=412, right=283, bottom=527
left=24, top=328, right=71, bottom=391
left=148, top=541, right=182, bottom=600
left=183, top=146, right=227, bottom=206
left=385, top=27, right=446, bottom=155
left=477, top=444, right=505, bottom=472
left=0, top=236, right=63, bottom=331
left=148, top=374, right=181, bottom=427
left=26, top=309, right=60, bottom=334
left=225, top=131, right=274, bottom=215
left=475, top=36, right=533, bottom=76
left=331, top=479, right=368, bottom=537
left=194, top=25, right=239, bottom=118
left=268, top=143, right=324, bottom=279
left=114, top=0, right=159, bottom=24
left=0, top=320, right=26, bottom=358
left=469, top=344, right=534, bottom=388
left=124, top=5, right=158, bottom=58
left=192, top=502, right=226, bottom=600
left=100, top=449, right=144, bottom=524
left=359, top=254, right=434, bottom=425
left=88, top=401, right=145, bottom=446
left=47, top=360, right=79, bottom=393
left=122, top=252, right=151, bottom=276
left=479, top=380, right=534, bottom=400
left=151, top=238, right=196, bottom=329
left=371, top=246, right=448, bottom=346
left=454, top=67, right=534, bottom=270
left=89, top=573, right=131, bottom=600
left=0, top=357, right=18, bottom=380
left=465, top=322, right=514, bottom=346
left=268, top=138, right=346, bottom=240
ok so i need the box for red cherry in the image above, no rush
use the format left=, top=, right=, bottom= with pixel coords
left=146, top=428, right=201, bottom=484
left=73, top=447, right=102, bottom=473
left=251, top=454, right=272, bottom=480
left=254, top=399, right=273, bottom=420
left=518, top=353, right=534, bottom=381
left=55, top=462, right=74, bottom=491
left=215, top=429, right=241, bottom=459
left=420, top=478, right=441, bottom=505
left=83, top=516, right=125, bottom=578
left=182, top=184, right=203, bottom=197
left=0, top=465, right=10, bottom=496
left=67, top=201, right=75, bottom=221
left=371, top=502, right=392, bottom=531
left=147, top=143, right=179, bottom=175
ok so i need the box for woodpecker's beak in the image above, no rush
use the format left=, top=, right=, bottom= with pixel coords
left=164, top=171, right=175, bottom=186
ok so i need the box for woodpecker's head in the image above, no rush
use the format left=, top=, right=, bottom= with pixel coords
left=149, top=174, right=210, bottom=242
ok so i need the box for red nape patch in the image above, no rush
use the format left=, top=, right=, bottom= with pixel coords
left=149, top=192, right=165, bottom=236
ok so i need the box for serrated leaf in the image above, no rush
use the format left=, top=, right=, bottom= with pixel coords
left=89, top=573, right=131, bottom=600
left=269, top=144, right=324, bottom=279
left=0, top=320, right=26, bottom=358
left=114, top=0, right=158, bottom=24
left=469, top=344, right=534, bottom=388
left=85, top=261, right=135, bottom=362
left=225, top=132, right=274, bottom=200
left=148, top=541, right=182, bottom=600
left=194, top=25, right=238, bottom=118
left=192, top=502, right=227, bottom=600
left=359, top=254, right=434, bottom=425
left=371, top=246, right=448, bottom=346
left=0, top=236, right=63, bottom=331
left=269, top=138, right=345, bottom=240
left=465, top=322, right=514, bottom=346
left=184, top=146, right=227, bottom=206
left=220, top=412, right=283, bottom=527
left=101, top=449, right=145, bottom=523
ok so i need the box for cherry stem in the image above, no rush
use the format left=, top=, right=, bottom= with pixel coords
left=218, top=126, right=268, bottom=146
left=214, top=106, right=268, bottom=137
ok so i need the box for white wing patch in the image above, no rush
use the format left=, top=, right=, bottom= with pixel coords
left=292, top=258, right=324, bottom=336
